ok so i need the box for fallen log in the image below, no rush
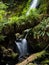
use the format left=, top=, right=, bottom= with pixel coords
left=16, top=50, right=46, bottom=65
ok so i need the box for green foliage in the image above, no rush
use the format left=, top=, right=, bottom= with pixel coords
left=22, top=0, right=31, bottom=15
left=0, top=10, right=6, bottom=22
left=41, top=59, right=49, bottom=64
left=33, top=18, right=49, bottom=39
left=28, top=9, right=40, bottom=20
left=0, top=0, right=48, bottom=41
left=0, top=2, right=8, bottom=32
left=0, top=2, right=8, bottom=10
left=0, top=2, right=8, bottom=24
left=0, top=35, right=6, bottom=41
left=0, top=0, right=49, bottom=65
left=38, top=0, right=48, bottom=14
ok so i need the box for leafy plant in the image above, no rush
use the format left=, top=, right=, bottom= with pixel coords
left=0, top=35, right=6, bottom=41
left=33, top=18, right=49, bottom=39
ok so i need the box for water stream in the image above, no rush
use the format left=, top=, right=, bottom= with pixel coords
left=26, top=0, right=38, bottom=15
left=15, top=33, right=28, bottom=60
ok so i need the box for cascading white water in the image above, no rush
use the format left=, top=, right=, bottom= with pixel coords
left=26, top=0, right=38, bottom=15
left=15, top=41, right=23, bottom=59
left=15, top=34, right=28, bottom=59
left=21, top=38, right=28, bottom=56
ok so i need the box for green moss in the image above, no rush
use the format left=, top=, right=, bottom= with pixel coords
left=27, top=63, right=37, bottom=65
left=11, top=52, right=18, bottom=59
left=41, top=59, right=49, bottom=64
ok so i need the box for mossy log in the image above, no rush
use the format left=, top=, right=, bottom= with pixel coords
left=16, top=45, right=49, bottom=65
left=16, top=50, right=46, bottom=65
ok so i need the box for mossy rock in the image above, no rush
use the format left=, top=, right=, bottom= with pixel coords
left=27, top=63, right=37, bottom=65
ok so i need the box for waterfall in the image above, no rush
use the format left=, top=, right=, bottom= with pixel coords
left=21, top=38, right=28, bottom=56
left=26, top=0, right=38, bottom=15
left=15, top=41, right=23, bottom=59
left=15, top=33, right=28, bottom=60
